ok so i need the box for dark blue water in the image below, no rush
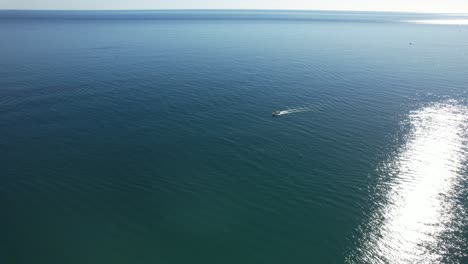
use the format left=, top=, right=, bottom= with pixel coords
left=1, top=10, right=468, bottom=264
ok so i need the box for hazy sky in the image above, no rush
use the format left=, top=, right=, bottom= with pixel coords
left=1, top=0, right=468, bottom=13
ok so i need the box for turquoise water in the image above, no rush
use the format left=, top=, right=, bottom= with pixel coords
left=1, top=10, right=468, bottom=263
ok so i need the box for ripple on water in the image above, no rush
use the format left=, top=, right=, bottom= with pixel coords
left=347, top=100, right=468, bottom=264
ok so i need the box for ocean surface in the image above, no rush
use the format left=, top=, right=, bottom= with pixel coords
left=1, top=10, right=468, bottom=264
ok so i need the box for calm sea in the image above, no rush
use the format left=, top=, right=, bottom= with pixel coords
left=1, top=10, right=468, bottom=264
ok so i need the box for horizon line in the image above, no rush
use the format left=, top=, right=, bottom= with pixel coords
left=0, top=8, right=467, bottom=15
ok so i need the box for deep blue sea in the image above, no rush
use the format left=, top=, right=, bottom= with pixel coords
left=1, top=10, right=468, bottom=264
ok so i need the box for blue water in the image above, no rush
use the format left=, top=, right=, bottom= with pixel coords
left=1, top=10, right=468, bottom=264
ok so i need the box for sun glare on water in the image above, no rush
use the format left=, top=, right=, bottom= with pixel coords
left=406, top=19, right=468, bottom=25
left=349, top=101, right=468, bottom=263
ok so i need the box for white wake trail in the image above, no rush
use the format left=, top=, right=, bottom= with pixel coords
left=276, top=107, right=310, bottom=116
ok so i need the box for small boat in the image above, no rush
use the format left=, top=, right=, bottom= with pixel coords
left=272, top=111, right=281, bottom=116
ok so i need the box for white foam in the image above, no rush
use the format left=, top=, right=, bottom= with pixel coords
left=276, top=107, right=309, bottom=116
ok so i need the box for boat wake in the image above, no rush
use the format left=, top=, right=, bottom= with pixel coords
left=274, top=107, right=309, bottom=116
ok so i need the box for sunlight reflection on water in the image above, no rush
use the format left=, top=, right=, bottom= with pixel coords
left=349, top=101, right=468, bottom=263
left=406, top=19, right=468, bottom=25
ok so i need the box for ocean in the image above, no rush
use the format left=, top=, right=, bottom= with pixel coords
left=1, top=10, right=467, bottom=263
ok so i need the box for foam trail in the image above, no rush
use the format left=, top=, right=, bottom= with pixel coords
left=276, top=107, right=310, bottom=116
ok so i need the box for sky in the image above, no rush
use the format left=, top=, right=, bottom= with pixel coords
left=1, top=0, right=468, bottom=13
